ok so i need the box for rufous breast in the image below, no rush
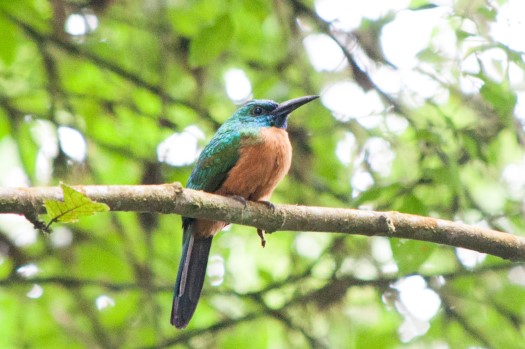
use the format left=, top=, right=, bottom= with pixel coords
left=217, top=127, right=292, bottom=201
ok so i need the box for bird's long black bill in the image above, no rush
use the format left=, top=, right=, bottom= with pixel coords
left=273, top=95, right=319, bottom=117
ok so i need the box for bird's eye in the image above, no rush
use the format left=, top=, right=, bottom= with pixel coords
left=252, top=106, right=263, bottom=116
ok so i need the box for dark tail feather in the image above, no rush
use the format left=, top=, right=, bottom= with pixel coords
left=171, top=230, right=213, bottom=328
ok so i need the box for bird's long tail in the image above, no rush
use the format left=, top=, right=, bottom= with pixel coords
left=171, top=225, right=212, bottom=329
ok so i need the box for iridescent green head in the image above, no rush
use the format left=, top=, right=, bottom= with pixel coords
left=229, top=95, right=319, bottom=129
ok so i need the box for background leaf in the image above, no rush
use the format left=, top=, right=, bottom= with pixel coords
left=189, top=15, right=234, bottom=67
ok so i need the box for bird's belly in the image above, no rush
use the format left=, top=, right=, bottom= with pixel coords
left=216, top=127, right=292, bottom=201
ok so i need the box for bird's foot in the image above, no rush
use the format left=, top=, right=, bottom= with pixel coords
left=257, top=228, right=266, bottom=248
left=257, top=200, right=275, bottom=212
left=229, top=195, right=248, bottom=207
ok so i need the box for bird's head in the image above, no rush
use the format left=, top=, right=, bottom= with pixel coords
left=230, top=95, right=319, bottom=129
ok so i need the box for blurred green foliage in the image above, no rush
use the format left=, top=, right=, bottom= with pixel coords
left=1, top=0, right=525, bottom=348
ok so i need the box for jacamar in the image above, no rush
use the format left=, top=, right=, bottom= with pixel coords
left=171, top=95, right=319, bottom=328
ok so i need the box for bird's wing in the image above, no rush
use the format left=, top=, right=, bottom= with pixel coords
left=186, top=129, right=241, bottom=192
left=182, top=127, right=242, bottom=239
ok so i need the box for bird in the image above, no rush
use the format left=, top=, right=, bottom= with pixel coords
left=171, top=95, right=319, bottom=329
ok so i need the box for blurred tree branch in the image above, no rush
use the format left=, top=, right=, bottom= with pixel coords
left=0, top=183, right=523, bottom=261
left=4, top=12, right=220, bottom=128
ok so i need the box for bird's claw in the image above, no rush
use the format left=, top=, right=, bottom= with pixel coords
left=257, top=228, right=266, bottom=248
left=257, top=200, right=275, bottom=212
left=229, top=195, right=248, bottom=207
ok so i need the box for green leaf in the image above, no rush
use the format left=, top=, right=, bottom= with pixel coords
left=480, top=80, right=517, bottom=121
left=390, top=239, right=436, bottom=274
left=395, top=193, right=429, bottom=216
left=409, top=0, right=438, bottom=10
left=355, top=184, right=404, bottom=206
left=0, top=17, right=18, bottom=65
left=44, top=183, right=109, bottom=226
left=189, top=15, right=234, bottom=67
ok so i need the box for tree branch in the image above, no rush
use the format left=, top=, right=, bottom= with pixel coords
left=0, top=183, right=524, bottom=261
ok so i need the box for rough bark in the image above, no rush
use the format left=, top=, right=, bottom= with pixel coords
left=0, top=183, right=523, bottom=261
